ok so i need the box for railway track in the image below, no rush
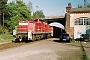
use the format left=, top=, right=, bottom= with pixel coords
left=0, top=39, right=45, bottom=51
left=0, top=42, right=25, bottom=51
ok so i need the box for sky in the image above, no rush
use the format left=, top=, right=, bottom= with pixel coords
left=8, top=0, right=90, bottom=16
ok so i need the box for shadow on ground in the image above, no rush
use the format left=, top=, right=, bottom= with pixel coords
left=53, top=40, right=70, bottom=43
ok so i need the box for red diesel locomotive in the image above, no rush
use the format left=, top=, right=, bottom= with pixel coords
left=15, top=19, right=52, bottom=42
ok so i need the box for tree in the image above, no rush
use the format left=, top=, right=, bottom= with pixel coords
left=33, top=10, right=45, bottom=19
left=0, top=0, right=8, bottom=24
left=0, top=25, right=2, bottom=34
left=5, top=0, right=32, bottom=32
left=27, top=1, right=33, bottom=14
left=87, top=3, right=90, bottom=7
left=0, top=0, right=8, bottom=34
left=77, top=5, right=83, bottom=8
left=0, top=0, right=7, bottom=14
left=77, top=2, right=90, bottom=8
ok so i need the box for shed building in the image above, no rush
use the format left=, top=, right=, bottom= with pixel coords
left=66, top=3, right=90, bottom=39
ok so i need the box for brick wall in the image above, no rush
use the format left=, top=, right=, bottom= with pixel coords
left=66, top=3, right=74, bottom=38
left=69, top=27, right=74, bottom=38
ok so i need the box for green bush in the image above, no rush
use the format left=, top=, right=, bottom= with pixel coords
left=0, top=34, right=14, bottom=42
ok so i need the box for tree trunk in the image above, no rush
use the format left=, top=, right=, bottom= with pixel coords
left=2, top=12, right=4, bottom=34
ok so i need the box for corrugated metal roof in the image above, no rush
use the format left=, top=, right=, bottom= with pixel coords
left=70, top=8, right=90, bottom=13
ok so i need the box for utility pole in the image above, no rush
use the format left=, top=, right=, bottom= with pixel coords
left=84, top=0, right=87, bottom=8
left=36, top=6, right=39, bottom=19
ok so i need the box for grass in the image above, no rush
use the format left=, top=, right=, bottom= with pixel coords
left=0, top=34, right=14, bottom=43
left=80, top=42, right=89, bottom=60
left=71, top=39, right=76, bottom=42
left=71, top=39, right=89, bottom=60
left=0, top=28, right=14, bottom=43
left=70, top=39, right=89, bottom=60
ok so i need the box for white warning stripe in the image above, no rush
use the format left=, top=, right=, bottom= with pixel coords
left=19, top=23, right=28, bottom=25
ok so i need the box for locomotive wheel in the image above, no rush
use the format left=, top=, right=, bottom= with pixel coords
left=18, top=35, right=22, bottom=42
left=14, top=38, right=20, bottom=43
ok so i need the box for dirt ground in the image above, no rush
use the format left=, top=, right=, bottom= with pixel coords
left=0, top=38, right=83, bottom=60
